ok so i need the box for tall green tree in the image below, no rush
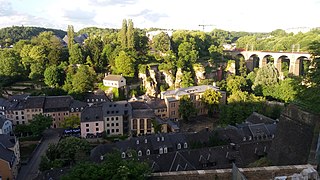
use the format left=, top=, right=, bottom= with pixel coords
left=177, top=42, right=198, bottom=69
left=178, top=95, right=197, bottom=122
left=152, top=32, right=171, bottom=55
left=0, top=49, right=22, bottom=77
left=69, top=44, right=84, bottom=64
left=253, top=63, right=279, bottom=96
left=44, top=65, right=65, bottom=88
left=61, top=116, right=80, bottom=128
left=67, top=25, right=75, bottom=50
left=29, top=114, right=53, bottom=136
left=180, top=71, right=194, bottom=88
left=127, top=19, right=135, bottom=49
left=119, top=19, right=128, bottom=49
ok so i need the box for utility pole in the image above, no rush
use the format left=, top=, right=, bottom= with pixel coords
left=198, top=24, right=215, bottom=31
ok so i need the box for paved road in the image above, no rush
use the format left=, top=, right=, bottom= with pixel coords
left=17, top=129, right=60, bottom=180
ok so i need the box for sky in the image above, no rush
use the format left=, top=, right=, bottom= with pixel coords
left=0, top=0, right=320, bottom=33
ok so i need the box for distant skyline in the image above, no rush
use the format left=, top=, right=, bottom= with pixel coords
left=0, top=0, right=320, bottom=32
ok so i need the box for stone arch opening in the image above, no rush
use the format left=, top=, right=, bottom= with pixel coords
left=235, top=54, right=245, bottom=75
left=247, top=54, right=260, bottom=72
left=295, top=56, right=310, bottom=76
left=276, top=55, right=290, bottom=77
left=262, top=55, right=274, bottom=66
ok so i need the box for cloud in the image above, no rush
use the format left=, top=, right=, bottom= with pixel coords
left=0, top=1, right=14, bottom=16
left=130, top=9, right=168, bottom=22
left=89, top=0, right=138, bottom=7
left=63, top=8, right=96, bottom=24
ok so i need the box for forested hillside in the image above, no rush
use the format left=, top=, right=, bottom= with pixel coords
left=0, top=26, right=66, bottom=47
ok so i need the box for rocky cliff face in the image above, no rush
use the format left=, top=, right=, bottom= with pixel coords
left=161, top=70, right=175, bottom=87
left=174, top=68, right=183, bottom=88
left=193, top=64, right=206, bottom=84
left=139, top=72, right=157, bottom=97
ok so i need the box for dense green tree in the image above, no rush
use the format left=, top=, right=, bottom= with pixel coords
left=201, top=89, right=222, bottom=117
left=208, top=44, right=223, bottom=60
left=178, top=95, right=197, bottom=122
left=226, top=75, right=247, bottom=94
left=40, top=137, right=91, bottom=171
left=177, top=42, right=198, bottom=69
left=29, top=114, right=53, bottom=136
left=0, top=49, right=22, bottom=77
left=180, top=71, right=194, bottom=88
left=253, top=63, right=279, bottom=96
left=152, top=32, right=171, bottom=54
left=44, top=65, right=65, bottom=88
left=71, top=65, right=96, bottom=93
left=61, top=151, right=151, bottom=180
left=114, top=50, right=135, bottom=77
left=61, top=116, right=80, bottom=128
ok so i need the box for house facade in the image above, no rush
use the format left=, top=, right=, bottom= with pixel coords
left=80, top=101, right=132, bottom=138
left=103, top=75, right=126, bottom=88
left=0, top=135, right=20, bottom=180
left=161, top=85, right=226, bottom=120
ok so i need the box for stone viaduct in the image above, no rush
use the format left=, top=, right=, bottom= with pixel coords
left=227, top=50, right=312, bottom=76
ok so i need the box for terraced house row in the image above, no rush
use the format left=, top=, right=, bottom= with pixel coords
left=0, top=85, right=227, bottom=138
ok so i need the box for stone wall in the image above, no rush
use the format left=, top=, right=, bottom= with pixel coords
left=268, top=104, right=320, bottom=166
left=151, top=164, right=315, bottom=180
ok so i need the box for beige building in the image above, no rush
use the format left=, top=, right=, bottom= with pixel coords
left=161, top=85, right=226, bottom=120
left=103, top=74, right=126, bottom=88
left=0, top=135, right=20, bottom=180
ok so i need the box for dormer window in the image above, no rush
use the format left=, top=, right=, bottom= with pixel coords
left=159, top=148, right=163, bottom=154
left=164, top=147, right=168, bottom=153
left=161, top=137, right=164, bottom=141
left=145, top=139, right=147, bottom=143
left=243, top=137, right=246, bottom=141
left=184, top=143, right=188, bottom=149
left=100, top=155, right=104, bottom=161
left=136, top=140, right=139, bottom=145
left=177, top=143, right=181, bottom=150
left=146, top=149, right=150, bottom=155
left=157, top=137, right=160, bottom=142
left=121, top=152, right=126, bottom=158
left=96, top=99, right=98, bottom=102
left=71, top=108, right=74, bottom=112
left=138, top=150, right=142, bottom=156
left=249, top=136, right=252, bottom=141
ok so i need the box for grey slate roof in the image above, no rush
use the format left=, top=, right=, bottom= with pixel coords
left=25, top=96, right=45, bottom=109
left=0, top=145, right=14, bottom=163
left=70, top=99, right=88, bottom=109
left=146, top=98, right=167, bottom=109
left=103, top=75, right=124, bottom=81
left=101, top=101, right=131, bottom=117
left=0, top=134, right=16, bottom=148
left=132, top=109, right=155, bottom=118
left=44, top=96, right=72, bottom=112
left=245, top=112, right=277, bottom=124
left=81, top=106, right=103, bottom=122
left=162, top=85, right=222, bottom=97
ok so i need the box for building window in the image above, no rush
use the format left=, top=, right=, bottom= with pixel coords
left=145, top=139, right=147, bottom=144
left=146, top=149, right=150, bottom=155
left=171, top=103, right=175, bottom=108
left=157, top=137, right=160, bottom=142
left=111, top=117, right=114, bottom=121
left=96, top=123, right=99, bottom=126
left=161, top=136, right=164, bottom=141
left=122, top=152, right=126, bottom=158
left=116, top=123, right=119, bottom=126
left=86, top=129, right=89, bottom=132
left=22, top=121, right=25, bottom=124
left=96, top=128, right=99, bottom=131
left=184, top=143, right=188, bottom=149
left=107, top=117, right=109, bottom=121
left=107, top=124, right=110, bottom=127
left=21, top=111, right=24, bottom=115
left=86, top=124, right=89, bottom=127
left=138, top=150, right=142, bottom=156
left=116, top=129, right=119, bottom=132
left=136, top=140, right=139, bottom=145
left=111, top=123, right=114, bottom=127
left=112, top=129, right=114, bottom=133
left=22, top=116, right=24, bottom=119
left=164, top=147, right=168, bottom=153
left=159, top=148, right=163, bottom=154
left=171, top=111, right=175, bottom=116
left=16, top=121, right=19, bottom=125
left=116, top=117, right=118, bottom=120
left=177, top=143, right=181, bottom=150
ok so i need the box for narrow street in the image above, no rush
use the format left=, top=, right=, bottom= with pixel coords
left=17, top=129, right=61, bottom=180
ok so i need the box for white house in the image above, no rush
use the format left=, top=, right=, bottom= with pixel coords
left=103, top=75, right=126, bottom=88
left=0, top=116, right=13, bottom=134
